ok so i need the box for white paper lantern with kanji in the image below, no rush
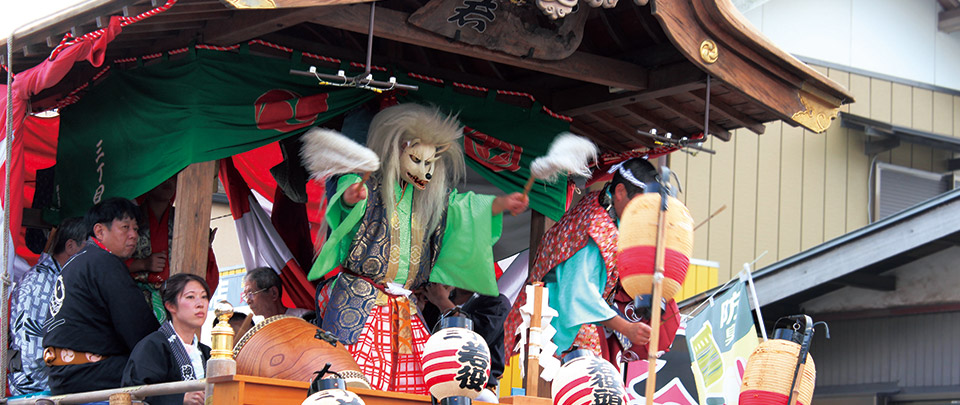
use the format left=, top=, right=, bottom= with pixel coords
left=421, top=321, right=491, bottom=400
left=552, top=350, right=627, bottom=405
left=301, top=383, right=365, bottom=405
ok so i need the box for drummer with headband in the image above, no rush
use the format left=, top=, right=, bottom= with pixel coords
left=504, top=157, right=681, bottom=364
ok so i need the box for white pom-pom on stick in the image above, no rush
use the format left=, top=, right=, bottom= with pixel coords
left=524, top=132, right=598, bottom=196
left=300, top=127, right=381, bottom=183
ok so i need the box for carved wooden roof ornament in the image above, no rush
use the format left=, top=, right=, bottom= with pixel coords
left=534, top=0, right=617, bottom=20
left=652, top=0, right=853, bottom=133
left=409, top=0, right=589, bottom=60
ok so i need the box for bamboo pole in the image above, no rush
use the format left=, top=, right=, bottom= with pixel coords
left=1, top=25, right=18, bottom=397
left=644, top=197, right=669, bottom=405
left=3, top=380, right=207, bottom=405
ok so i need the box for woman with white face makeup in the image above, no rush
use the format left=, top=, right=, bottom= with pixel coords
left=122, top=273, right=211, bottom=405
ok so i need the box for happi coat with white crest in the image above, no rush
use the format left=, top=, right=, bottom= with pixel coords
left=309, top=172, right=502, bottom=394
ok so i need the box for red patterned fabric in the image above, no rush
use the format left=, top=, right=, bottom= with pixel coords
left=504, top=192, right=619, bottom=359
left=347, top=303, right=430, bottom=394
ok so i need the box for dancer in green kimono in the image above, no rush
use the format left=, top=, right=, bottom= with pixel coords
left=306, top=103, right=527, bottom=394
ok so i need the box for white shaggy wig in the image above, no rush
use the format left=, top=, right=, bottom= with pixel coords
left=367, top=103, right=465, bottom=234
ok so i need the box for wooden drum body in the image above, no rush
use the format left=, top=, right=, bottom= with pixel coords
left=233, top=315, right=370, bottom=388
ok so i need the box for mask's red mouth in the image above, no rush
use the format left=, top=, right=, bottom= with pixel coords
left=405, top=172, right=428, bottom=189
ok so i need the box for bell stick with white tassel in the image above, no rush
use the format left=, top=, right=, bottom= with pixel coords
left=300, top=127, right=381, bottom=182
left=524, top=133, right=598, bottom=197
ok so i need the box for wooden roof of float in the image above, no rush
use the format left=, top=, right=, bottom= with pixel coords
left=1, top=0, right=854, bottom=152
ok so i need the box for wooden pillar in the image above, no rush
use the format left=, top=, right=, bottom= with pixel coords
left=527, top=211, right=557, bottom=269
left=525, top=211, right=556, bottom=397
left=170, top=160, right=217, bottom=277
left=528, top=211, right=546, bottom=270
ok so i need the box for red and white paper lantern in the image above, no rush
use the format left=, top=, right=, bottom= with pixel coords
left=422, top=318, right=491, bottom=400
left=302, top=378, right=365, bottom=405
left=552, top=350, right=627, bottom=405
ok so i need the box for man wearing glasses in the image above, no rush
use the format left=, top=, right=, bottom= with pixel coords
left=235, top=267, right=311, bottom=337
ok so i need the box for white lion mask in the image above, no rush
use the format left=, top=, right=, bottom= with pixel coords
left=400, top=139, right=450, bottom=190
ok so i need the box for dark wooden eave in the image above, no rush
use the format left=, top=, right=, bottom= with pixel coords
left=652, top=0, right=853, bottom=134
left=1, top=0, right=854, bottom=153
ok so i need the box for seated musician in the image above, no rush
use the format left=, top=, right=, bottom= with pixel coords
left=43, top=198, right=160, bottom=394
left=235, top=267, right=311, bottom=338
left=122, top=273, right=210, bottom=405
left=8, top=217, right=87, bottom=395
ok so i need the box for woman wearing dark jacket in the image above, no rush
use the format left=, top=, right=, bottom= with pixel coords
left=122, top=273, right=210, bottom=405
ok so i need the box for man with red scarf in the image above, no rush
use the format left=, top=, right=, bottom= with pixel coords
left=505, top=158, right=681, bottom=364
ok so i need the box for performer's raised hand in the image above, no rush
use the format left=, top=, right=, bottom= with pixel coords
left=602, top=315, right=651, bottom=347
left=423, top=283, right=456, bottom=312
left=343, top=182, right=368, bottom=206
left=492, top=192, right=529, bottom=216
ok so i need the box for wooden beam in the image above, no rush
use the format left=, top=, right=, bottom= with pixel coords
left=553, top=62, right=705, bottom=116
left=689, top=89, right=766, bottom=135
left=258, top=32, right=545, bottom=97
left=620, top=104, right=689, bottom=138
left=122, top=21, right=206, bottom=35
left=22, top=43, right=49, bottom=58
left=528, top=211, right=546, bottom=270
left=940, top=7, right=960, bottom=32
left=311, top=5, right=648, bottom=91
left=653, top=98, right=731, bottom=141
left=124, top=2, right=228, bottom=17
left=204, top=9, right=330, bottom=45
left=569, top=122, right=627, bottom=151
left=220, top=0, right=372, bottom=9
left=132, top=10, right=234, bottom=25
left=0, top=0, right=141, bottom=58
left=171, top=160, right=217, bottom=278
left=590, top=110, right=646, bottom=142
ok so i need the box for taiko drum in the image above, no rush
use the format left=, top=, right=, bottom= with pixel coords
left=233, top=315, right=370, bottom=389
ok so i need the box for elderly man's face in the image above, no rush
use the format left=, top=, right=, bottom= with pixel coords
left=241, top=280, right=270, bottom=316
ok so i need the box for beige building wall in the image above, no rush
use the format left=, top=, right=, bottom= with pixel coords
left=670, top=65, right=960, bottom=284
left=210, top=202, right=244, bottom=270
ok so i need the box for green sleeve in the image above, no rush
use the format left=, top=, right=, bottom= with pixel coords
left=307, top=174, right=367, bottom=281
left=429, top=191, right=503, bottom=296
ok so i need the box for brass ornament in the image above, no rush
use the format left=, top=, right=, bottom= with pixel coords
left=699, top=40, right=719, bottom=64
left=791, top=89, right=841, bottom=133
left=210, top=300, right=235, bottom=360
